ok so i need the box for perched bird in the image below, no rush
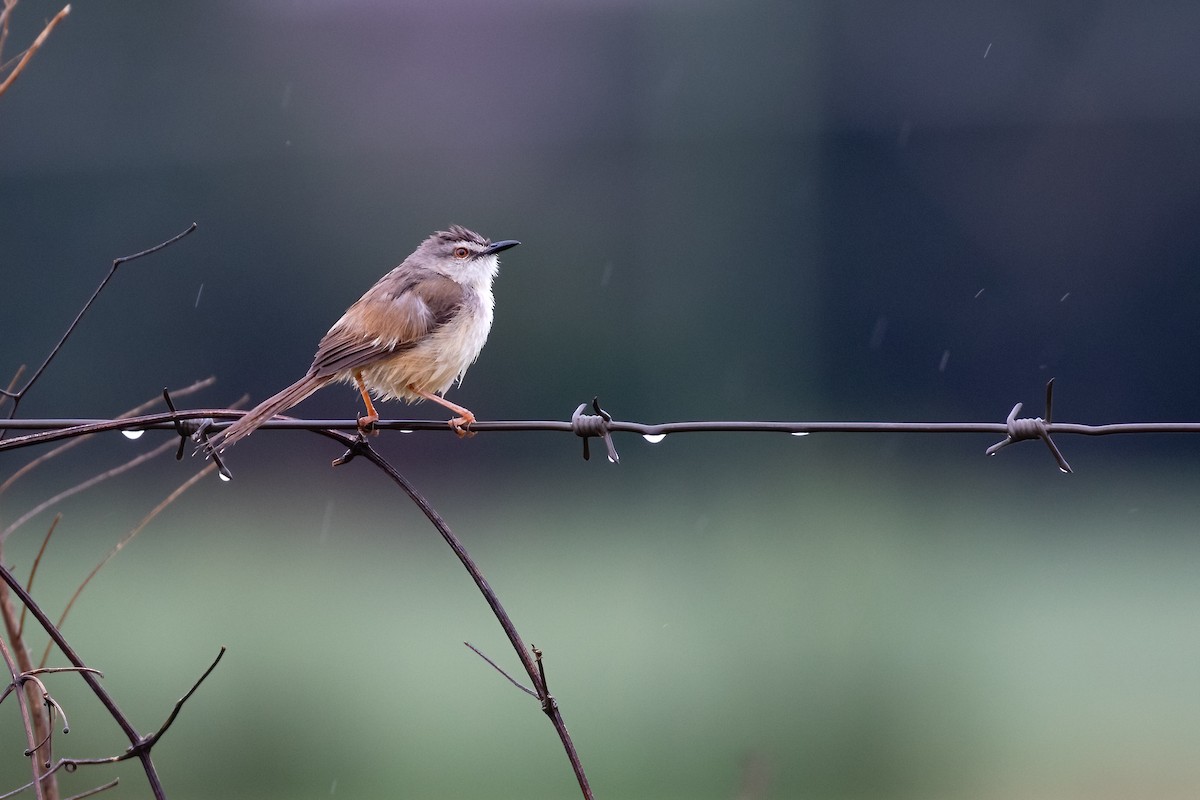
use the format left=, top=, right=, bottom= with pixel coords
left=206, top=225, right=519, bottom=453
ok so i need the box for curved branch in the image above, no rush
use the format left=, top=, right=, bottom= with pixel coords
left=317, top=429, right=594, bottom=800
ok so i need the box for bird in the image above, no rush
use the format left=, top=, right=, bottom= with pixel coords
left=205, top=225, right=519, bottom=454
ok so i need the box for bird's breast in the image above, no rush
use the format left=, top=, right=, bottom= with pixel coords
left=357, top=289, right=494, bottom=401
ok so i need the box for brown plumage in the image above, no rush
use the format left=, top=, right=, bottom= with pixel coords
left=206, top=225, right=519, bottom=454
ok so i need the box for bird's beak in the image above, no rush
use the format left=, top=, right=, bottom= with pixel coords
left=483, top=239, right=521, bottom=255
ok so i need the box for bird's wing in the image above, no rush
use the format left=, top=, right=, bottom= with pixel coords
left=308, top=272, right=467, bottom=378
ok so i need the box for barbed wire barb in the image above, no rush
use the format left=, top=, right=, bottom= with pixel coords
left=572, top=397, right=619, bottom=463
left=985, top=379, right=1073, bottom=473
left=162, top=387, right=231, bottom=480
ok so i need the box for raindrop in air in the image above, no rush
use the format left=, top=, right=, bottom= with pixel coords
left=642, top=433, right=667, bottom=444
left=121, top=429, right=144, bottom=440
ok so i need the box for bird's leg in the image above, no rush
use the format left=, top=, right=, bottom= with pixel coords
left=408, top=385, right=476, bottom=437
left=354, top=371, right=379, bottom=433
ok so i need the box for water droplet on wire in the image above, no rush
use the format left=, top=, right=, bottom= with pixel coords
left=218, top=471, right=232, bottom=482
left=791, top=431, right=810, bottom=437
left=642, top=433, right=667, bottom=444
left=121, top=429, right=144, bottom=440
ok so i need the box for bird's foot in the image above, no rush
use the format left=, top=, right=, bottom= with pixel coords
left=448, top=413, right=476, bottom=438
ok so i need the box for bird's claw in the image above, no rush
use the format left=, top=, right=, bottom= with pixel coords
left=357, top=413, right=379, bottom=436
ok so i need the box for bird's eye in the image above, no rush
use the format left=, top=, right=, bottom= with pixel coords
left=453, top=246, right=470, bottom=259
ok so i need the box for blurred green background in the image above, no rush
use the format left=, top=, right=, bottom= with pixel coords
left=4, top=2, right=1200, bottom=798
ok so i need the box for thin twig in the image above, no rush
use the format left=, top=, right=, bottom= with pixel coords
left=0, top=762, right=71, bottom=800
left=0, top=365, right=25, bottom=414
left=323, top=431, right=593, bottom=800
left=0, top=0, right=16, bottom=66
left=0, top=4, right=68, bottom=99
left=61, top=647, right=225, bottom=768
left=0, top=634, right=45, bottom=800
left=0, top=222, right=197, bottom=428
left=18, top=513, right=61, bottom=640
left=0, top=438, right=178, bottom=544
left=61, top=779, right=119, bottom=800
left=40, top=460, right=219, bottom=667
left=0, top=376, right=217, bottom=496
left=464, top=642, right=537, bottom=697
left=0, top=562, right=169, bottom=800
left=21, top=666, right=103, bottom=679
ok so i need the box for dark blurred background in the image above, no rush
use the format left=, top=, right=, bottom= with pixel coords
left=3, top=2, right=1200, bottom=798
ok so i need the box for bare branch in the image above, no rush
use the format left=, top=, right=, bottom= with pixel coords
left=61, top=779, right=119, bottom=800
left=0, top=634, right=45, bottom=800
left=0, top=222, right=197, bottom=427
left=136, top=646, right=225, bottom=750
left=40, top=461, right=219, bottom=667
left=0, top=562, right=168, bottom=799
left=323, top=431, right=593, bottom=799
left=0, top=376, right=217, bottom=496
left=0, top=439, right=178, bottom=544
left=0, top=4, right=69, bottom=99
left=0, top=365, right=25, bottom=414
left=0, top=0, right=16, bottom=66
left=58, top=647, right=225, bottom=769
left=464, top=642, right=536, bottom=698
left=18, top=513, right=60, bottom=640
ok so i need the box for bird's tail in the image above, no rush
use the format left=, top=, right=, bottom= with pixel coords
left=204, top=374, right=330, bottom=455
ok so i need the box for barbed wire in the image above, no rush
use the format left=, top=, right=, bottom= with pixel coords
left=4, top=381, right=1200, bottom=476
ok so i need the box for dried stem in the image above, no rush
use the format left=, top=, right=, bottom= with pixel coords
left=61, top=779, right=119, bottom=800
left=0, top=366, right=25, bottom=414
left=0, top=0, right=16, bottom=65
left=0, top=439, right=177, bottom=544
left=323, top=431, right=593, bottom=799
left=60, top=647, right=225, bottom=769
left=0, top=222, right=197, bottom=429
left=464, top=641, right=536, bottom=697
left=0, top=634, right=46, bottom=800
left=18, top=513, right=60, bottom=640
left=0, top=376, right=216, bottom=496
left=0, top=4, right=69, bottom=99
left=40, top=461, right=218, bottom=667
left=0, top=562, right=170, bottom=800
